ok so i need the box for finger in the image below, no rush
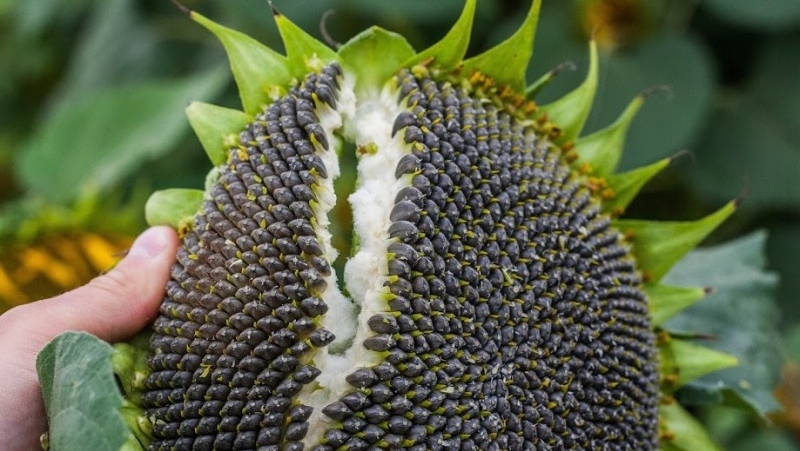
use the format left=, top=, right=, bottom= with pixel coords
left=27, top=226, right=179, bottom=344
left=0, top=226, right=178, bottom=451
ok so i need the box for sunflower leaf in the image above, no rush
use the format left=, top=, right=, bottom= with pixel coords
left=689, top=35, right=800, bottom=209
left=18, top=70, right=227, bottom=204
left=664, top=231, right=783, bottom=419
left=36, top=332, right=132, bottom=451
left=701, top=0, right=800, bottom=30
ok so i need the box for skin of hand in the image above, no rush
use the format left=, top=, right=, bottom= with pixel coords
left=0, top=226, right=179, bottom=451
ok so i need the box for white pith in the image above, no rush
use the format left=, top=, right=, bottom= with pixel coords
left=297, top=73, right=412, bottom=445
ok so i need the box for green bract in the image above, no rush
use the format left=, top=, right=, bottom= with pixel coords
left=38, top=2, right=741, bottom=450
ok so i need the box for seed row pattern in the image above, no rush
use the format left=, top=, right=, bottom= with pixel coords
left=315, top=70, right=659, bottom=451
left=144, top=64, right=343, bottom=451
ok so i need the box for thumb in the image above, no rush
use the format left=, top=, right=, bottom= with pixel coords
left=0, top=226, right=178, bottom=451
left=28, top=225, right=179, bottom=343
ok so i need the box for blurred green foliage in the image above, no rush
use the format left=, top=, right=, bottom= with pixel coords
left=1, top=0, right=799, bottom=448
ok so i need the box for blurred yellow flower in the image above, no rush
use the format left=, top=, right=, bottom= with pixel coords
left=0, top=232, right=134, bottom=312
left=578, top=0, right=656, bottom=50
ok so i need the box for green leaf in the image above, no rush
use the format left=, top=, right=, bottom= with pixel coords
left=647, top=283, right=707, bottom=326
left=767, top=224, right=800, bottom=324
left=11, top=0, right=91, bottom=38
left=50, top=0, right=158, bottom=106
left=603, top=157, right=670, bottom=215
left=404, top=0, right=476, bottom=71
left=574, top=94, right=643, bottom=176
left=659, top=402, right=724, bottom=451
left=729, top=429, right=800, bottom=451
left=186, top=102, right=252, bottom=166
left=18, top=69, right=228, bottom=204
left=660, top=337, right=739, bottom=392
left=192, top=11, right=291, bottom=115
left=614, top=200, right=736, bottom=282
left=273, top=6, right=338, bottom=76
left=538, top=39, right=598, bottom=144
left=690, top=102, right=800, bottom=209
left=461, top=0, right=541, bottom=92
left=36, top=332, right=131, bottom=451
left=338, top=27, right=415, bottom=95
left=328, top=0, right=477, bottom=27
left=145, top=188, right=205, bottom=230
left=664, top=231, right=783, bottom=419
left=701, top=0, right=800, bottom=30
left=603, top=35, right=713, bottom=171
left=690, top=36, right=800, bottom=209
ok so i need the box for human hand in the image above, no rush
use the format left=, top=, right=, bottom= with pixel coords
left=0, top=226, right=178, bottom=451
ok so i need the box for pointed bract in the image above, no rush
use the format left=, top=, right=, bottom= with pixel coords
left=615, top=201, right=737, bottom=282
left=338, top=27, right=415, bottom=94
left=405, top=0, right=476, bottom=71
left=120, top=399, right=150, bottom=450
left=539, top=40, right=598, bottom=144
left=575, top=94, right=643, bottom=175
left=192, top=11, right=291, bottom=115
left=659, top=403, right=725, bottom=451
left=461, top=0, right=541, bottom=92
left=604, top=158, right=670, bottom=216
left=145, top=188, right=205, bottom=231
left=659, top=337, right=738, bottom=390
left=526, top=60, right=577, bottom=99
left=112, top=339, right=150, bottom=399
left=204, top=167, right=221, bottom=193
left=273, top=6, right=338, bottom=76
left=646, top=283, right=708, bottom=326
left=186, top=102, right=252, bottom=166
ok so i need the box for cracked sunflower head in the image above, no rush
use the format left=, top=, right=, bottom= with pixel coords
left=119, top=1, right=739, bottom=450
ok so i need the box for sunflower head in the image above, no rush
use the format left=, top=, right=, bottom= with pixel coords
left=42, top=2, right=742, bottom=450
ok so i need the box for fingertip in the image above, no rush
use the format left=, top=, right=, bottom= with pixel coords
left=29, top=227, right=179, bottom=344
left=85, top=226, right=179, bottom=340
left=127, top=225, right=180, bottom=260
